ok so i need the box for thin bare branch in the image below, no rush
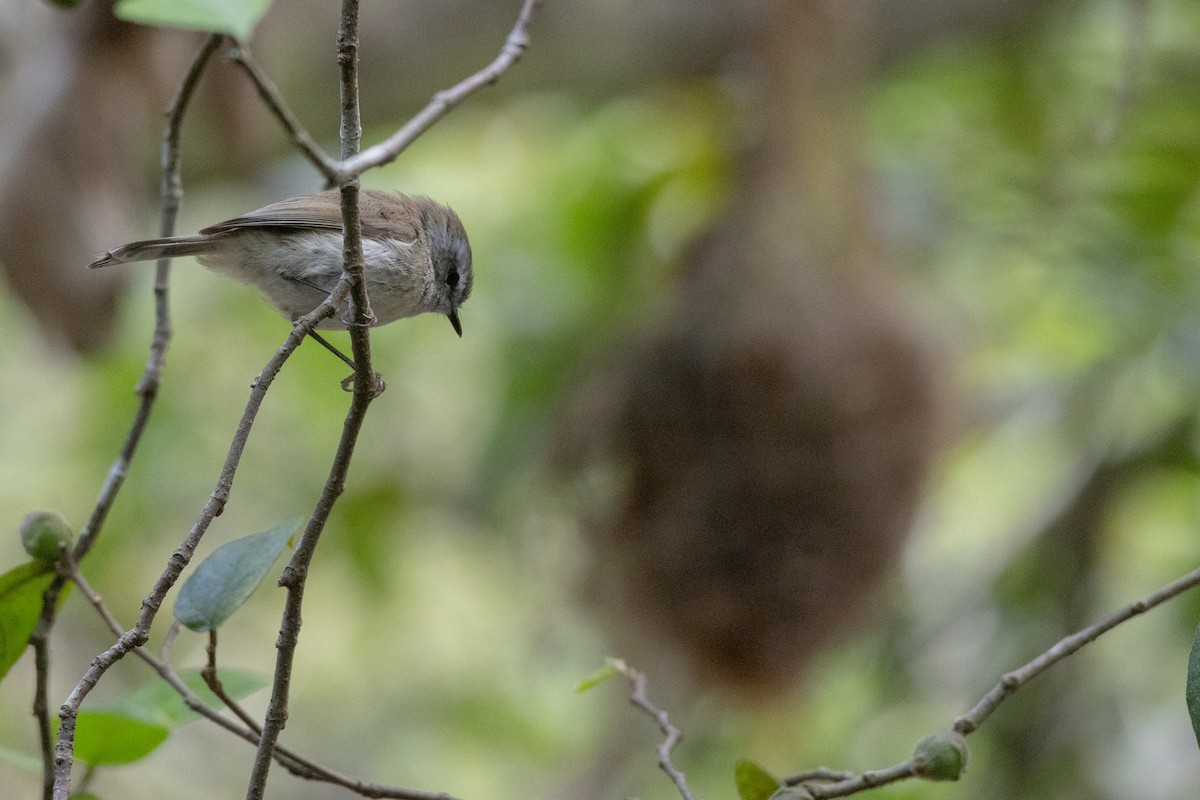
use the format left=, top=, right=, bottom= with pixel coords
left=778, top=560, right=1200, bottom=799
left=782, top=768, right=857, bottom=784
left=64, top=553, right=456, bottom=799
left=615, top=663, right=697, bottom=800
left=244, top=3, right=377, bottom=797
left=224, top=40, right=341, bottom=182
left=801, top=761, right=918, bottom=799
left=337, top=0, right=541, bottom=179
left=956, top=561, right=1200, bottom=734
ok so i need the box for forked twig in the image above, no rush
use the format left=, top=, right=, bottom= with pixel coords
left=338, top=0, right=541, bottom=179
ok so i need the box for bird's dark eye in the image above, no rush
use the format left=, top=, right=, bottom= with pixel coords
left=445, top=267, right=459, bottom=289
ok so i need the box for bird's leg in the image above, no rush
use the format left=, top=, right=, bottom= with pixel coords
left=307, top=330, right=356, bottom=370
left=304, top=330, right=359, bottom=392
left=305, top=331, right=386, bottom=395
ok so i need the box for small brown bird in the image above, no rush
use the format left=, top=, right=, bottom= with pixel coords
left=89, top=189, right=473, bottom=335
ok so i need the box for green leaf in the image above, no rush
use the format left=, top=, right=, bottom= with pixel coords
left=72, top=710, right=169, bottom=765
left=1187, top=623, right=1200, bottom=748
left=735, top=759, right=781, bottom=800
left=174, top=520, right=299, bottom=632
left=115, top=668, right=269, bottom=727
left=0, top=561, right=55, bottom=682
left=20, top=511, right=73, bottom=563
left=575, top=662, right=619, bottom=693
left=113, top=0, right=274, bottom=41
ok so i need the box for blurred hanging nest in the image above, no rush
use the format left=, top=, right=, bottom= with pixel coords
left=555, top=1, right=946, bottom=700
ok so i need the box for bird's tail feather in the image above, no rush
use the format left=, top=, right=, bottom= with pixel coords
left=87, top=235, right=215, bottom=269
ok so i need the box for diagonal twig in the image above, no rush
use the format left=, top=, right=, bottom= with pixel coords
left=63, top=553, right=460, bottom=800
left=338, top=0, right=541, bottom=180
left=224, top=40, right=341, bottom=182
left=786, top=561, right=1200, bottom=799
left=955, top=561, right=1200, bottom=735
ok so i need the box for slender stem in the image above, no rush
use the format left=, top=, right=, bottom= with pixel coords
left=53, top=289, right=342, bottom=800
left=39, top=33, right=223, bottom=800
left=65, top=556, right=457, bottom=799
left=804, top=761, right=919, bottom=799
left=203, top=630, right=264, bottom=734
left=337, top=0, right=541, bottom=179
left=337, top=0, right=363, bottom=164
left=783, top=768, right=857, bottom=784
left=955, top=561, right=1200, bottom=734
left=244, top=3, right=375, bottom=797
left=31, top=619, right=53, bottom=800
left=618, top=664, right=696, bottom=800
left=224, top=40, right=340, bottom=182
left=788, top=561, right=1200, bottom=799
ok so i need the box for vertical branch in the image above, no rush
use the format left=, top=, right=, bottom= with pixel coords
left=244, top=3, right=380, bottom=798
left=338, top=0, right=363, bottom=162
left=37, top=33, right=223, bottom=800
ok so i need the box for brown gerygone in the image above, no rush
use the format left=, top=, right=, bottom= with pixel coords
left=88, top=189, right=473, bottom=336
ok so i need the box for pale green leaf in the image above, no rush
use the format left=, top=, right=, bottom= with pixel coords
left=72, top=710, right=169, bottom=765
left=1187, top=623, right=1200, bottom=749
left=114, top=0, right=274, bottom=41
left=173, top=520, right=298, bottom=632
left=0, top=561, right=55, bottom=682
left=735, top=759, right=781, bottom=800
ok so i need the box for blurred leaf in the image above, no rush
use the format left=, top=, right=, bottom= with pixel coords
left=20, top=511, right=73, bottom=564
left=173, top=520, right=298, bottom=632
left=735, top=759, right=781, bottom=800
left=71, top=710, right=169, bottom=765
left=115, top=668, right=270, bottom=728
left=1187, top=623, right=1200, bottom=748
left=0, top=744, right=42, bottom=773
left=114, top=0, right=273, bottom=41
left=574, top=662, right=618, bottom=693
left=0, top=561, right=55, bottom=682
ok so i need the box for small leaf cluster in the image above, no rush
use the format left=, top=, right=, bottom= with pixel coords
left=0, top=514, right=296, bottom=785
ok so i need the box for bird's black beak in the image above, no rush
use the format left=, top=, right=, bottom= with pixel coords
left=448, top=308, right=463, bottom=337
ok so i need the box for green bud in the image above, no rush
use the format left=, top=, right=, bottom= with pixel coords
left=20, top=511, right=73, bottom=564
left=912, top=731, right=969, bottom=781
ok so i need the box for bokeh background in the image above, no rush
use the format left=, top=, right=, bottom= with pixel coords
left=3, top=0, right=1200, bottom=798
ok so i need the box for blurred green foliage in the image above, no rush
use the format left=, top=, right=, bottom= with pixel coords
left=3, top=1, right=1200, bottom=799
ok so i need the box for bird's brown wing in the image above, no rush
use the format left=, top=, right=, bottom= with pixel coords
left=200, top=189, right=420, bottom=242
